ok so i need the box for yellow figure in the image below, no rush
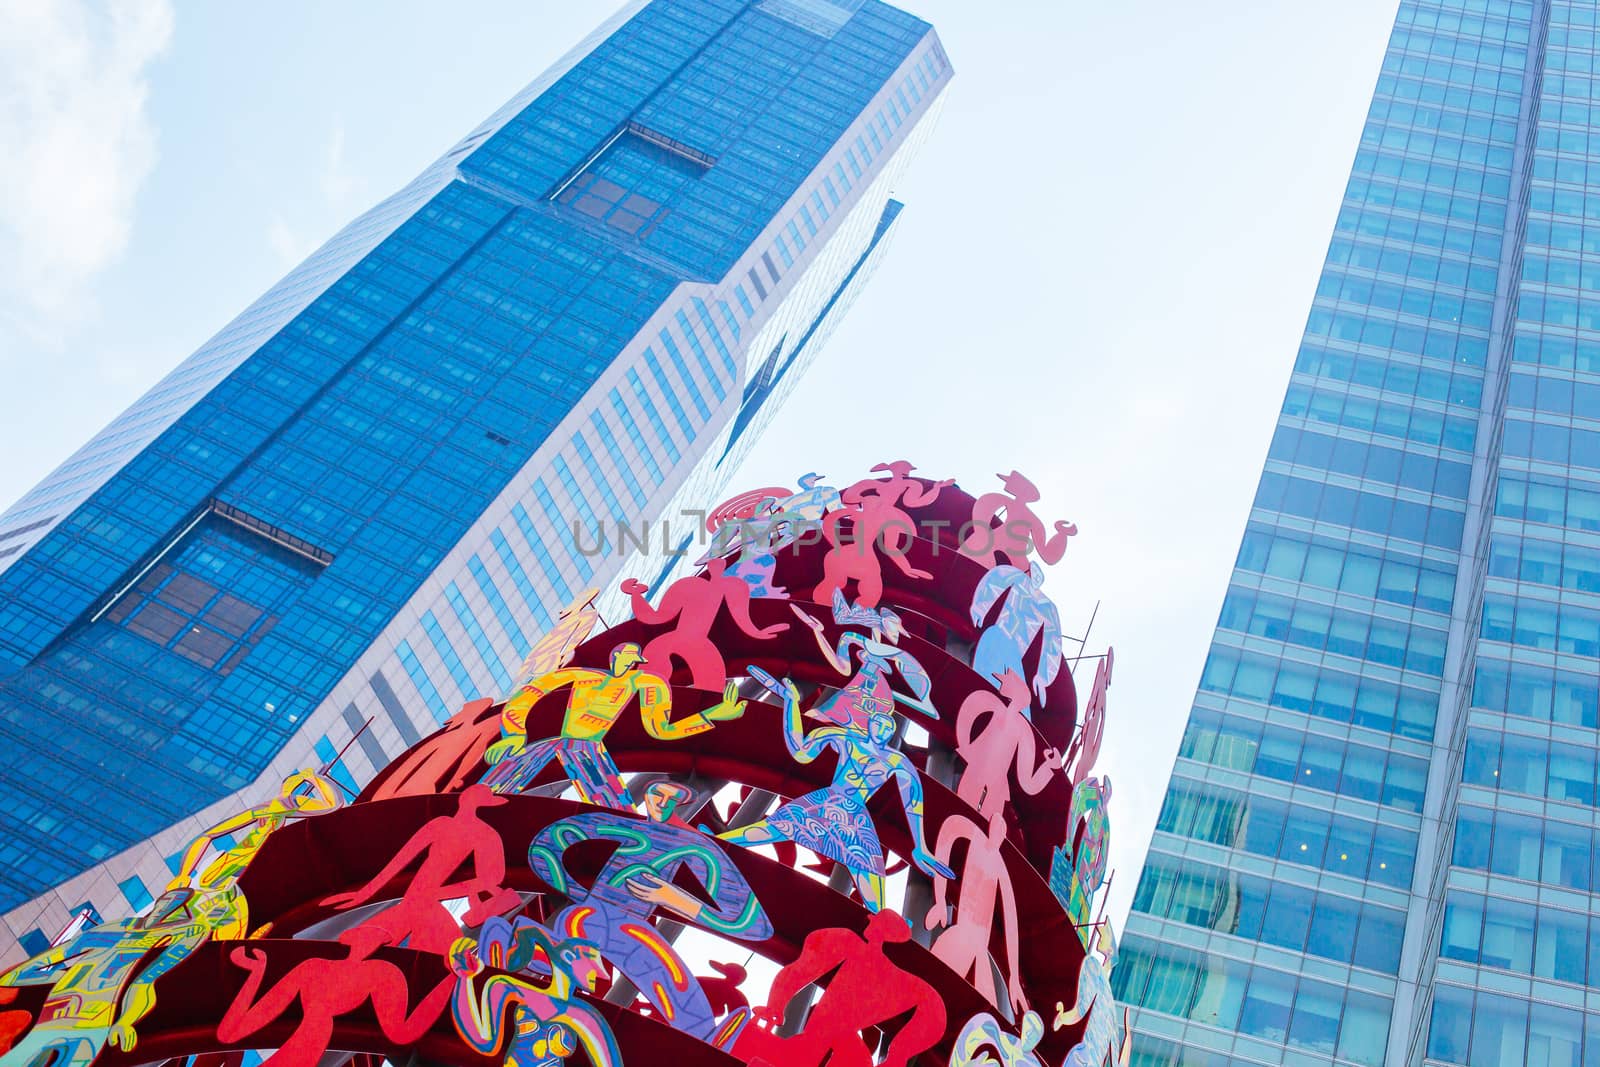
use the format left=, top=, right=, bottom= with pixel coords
left=482, top=642, right=744, bottom=808
left=167, top=768, right=343, bottom=938
left=512, top=588, right=601, bottom=691
left=0, top=889, right=231, bottom=1067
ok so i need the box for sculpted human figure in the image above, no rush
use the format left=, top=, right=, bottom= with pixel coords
left=322, top=784, right=520, bottom=954
left=512, top=588, right=601, bottom=690
left=955, top=670, right=1058, bottom=819
left=1054, top=923, right=1131, bottom=1067
left=792, top=591, right=937, bottom=731
left=367, top=699, right=503, bottom=801
left=0, top=889, right=229, bottom=1067
left=719, top=671, right=953, bottom=912
left=528, top=782, right=772, bottom=1046
left=218, top=924, right=456, bottom=1067
left=482, top=642, right=745, bottom=807
left=961, top=470, right=1076, bottom=570
left=448, top=916, right=619, bottom=1067
left=705, top=473, right=842, bottom=598
left=813, top=461, right=952, bottom=608
left=970, top=564, right=1064, bottom=707
left=620, top=556, right=786, bottom=691
left=1065, top=649, right=1113, bottom=787
left=950, top=1011, right=1047, bottom=1067
left=745, top=911, right=945, bottom=1067
left=1062, top=776, right=1112, bottom=934
left=168, top=768, right=343, bottom=938
left=926, top=811, right=1027, bottom=1017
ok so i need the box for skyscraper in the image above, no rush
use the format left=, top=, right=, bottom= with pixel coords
left=0, top=0, right=950, bottom=959
left=1120, top=2, right=1600, bottom=1065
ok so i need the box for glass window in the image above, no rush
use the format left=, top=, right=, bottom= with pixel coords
left=1470, top=991, right=1528, bottom=1067
left=1481, top=897, right=1536, bottom=973
left=1542, top=820, right=1592, bottom=892
left=1529, top=1003, right=1582, bottom=1067
left=1288, top=977, right=1343, bottom=1054
left=1491, top=811, right=1544, bottom=881
left=1237, top=965, right=1295, bottom=1044
left=1442, top=891, right=1484, bottom=964
left=1534, top=907, right=1587, bottom=986
left=1262, top=882, right=1314, bottom=952
left=1354, top=905, right=1404, bottom=974
left=1339, top=988, right=1391, bottom=1067
left=1143, top=948, right=1199, bottom=1017
left=1307, top=893, right=1360, bottom=964
left=1428, top=985, right=1473, bottom=1063
left=1189, top=954, right=1246, bottom=1032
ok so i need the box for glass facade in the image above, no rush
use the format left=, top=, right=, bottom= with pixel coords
left=1124, top=1, right=1600, bottom=1065
left=0, top=0, right=951, bottom=955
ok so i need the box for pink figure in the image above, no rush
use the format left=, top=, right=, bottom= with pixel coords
left=955, top=670, right=1060, bottom=819
left=741, top=911, right=946, bottom=1067
left=217, top=926, right=456, bottom=1067
left=621, top=557, right=787, bottom=691
left=321, top=784, right=520, bottom=954
left=1065, top=648, right=1113, bottom=787
left=813, top=461, right=952, bottom=608
left=961, top=471, right=1076, bottom=570
left=926, top=811, right=1027, bottom=1018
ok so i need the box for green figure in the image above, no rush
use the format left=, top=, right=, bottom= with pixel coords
left=0, top=889, right=229, bottom=1067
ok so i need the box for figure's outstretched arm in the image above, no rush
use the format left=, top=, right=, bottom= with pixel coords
left=449, top=968, right=510, bottom=1056
left=724, top=581, right=786, bottom=639
left=1015, top=732, right=1061, bottom=797
left=620, top=577, right=672, bottom=625
left=904, top=477, right=954, bottom=508
left=997, top=867, right=1027, bottom=1016
left=638, top=676, right=720, bottom=740
left=217, top=947, right=296, bottom=1042
left=892, top=651, right=938, bottom=718
left=500, top=669, right=584, bottom=737
left=927, top=815, right=972, bottom=919
left=893, top=761, right=956, bottom=880
left=169, top=805, right=279, bottom=888
left=1054, top=992, right=1096, bottom=1030
left=111, top=927, right=209, bottom=1049
left=1038, top=520, right=1078, bottom=566
left=791, top=604, right=849, bottom=673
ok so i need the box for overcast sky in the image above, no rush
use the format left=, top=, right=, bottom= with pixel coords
left=0, top=0, right=1400, bottom=929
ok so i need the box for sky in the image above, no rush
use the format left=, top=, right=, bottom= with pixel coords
left=0, top=0, right=1401, bottom=931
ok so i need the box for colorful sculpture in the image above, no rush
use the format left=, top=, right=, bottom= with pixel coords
left=448, top=916, right=620, bottom=1067
left=961, top=470, right=1075, bottom=570
left=792, top=590, right=937, bottom=729
left=527, top=782, right=773, bottom=1047
left=927, top=811, right=1026, bottom=1016
left=950, top=1010, right=1047, bottom=1067
left=218, top=924, right=456, bottom=1067
left=482, top=642, right=746, bottom=806
left=739, top=911, right=946, bottom=1067
left=954, top=670, right=1059, bottom=819
left=970, top=564, right=1064, bottom=706
left=322, top=783, right=520, bottom=954
left=704, top=474, right=840, bottom=598
left=719, top=671, right=953, bottom=912
left=0, top=889, right=230, bottom=1067
left=1054, top=923, right=1130, bottom=1067
left=513, top=588, right=602, bottom=690
left=1066, top=649, right=1113, bottom=786
left=168, top=768, right=343, bottom=938
left=1056, top=776, right=1112, bottom=939
left=621, top=557, right=786, bottom=691
left=0, top=990, right=30, bottom=1057
left=813, top=461, right=951, bottom=607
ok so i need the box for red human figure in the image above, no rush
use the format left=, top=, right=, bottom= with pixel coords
left=961, top=471, right=1076, bottom=570
left=813, top=462, right=952, bottom=608
left=321, top=784, right=520, bottom=954
left=742, top=911, right=946, bottom=1067
left=701, top=961, right=750, bottom=1017
left=954, top=670, right=1060, bottom=819
left=217, top=926, right=455, bottom=1067
left=925, top=811, right=1027, bottom=1018
left=621, top=557, right=786, bottom=691
left=0, top=987, right=31, bottom=1055
left=365, top=699, right=501, bottom=801
left=1064, top=648, right=1113, bottom=787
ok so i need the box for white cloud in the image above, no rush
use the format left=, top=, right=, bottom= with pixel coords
left=0, top=0, right=174, bottom=330
left=265, top=120, right=368, bottom=269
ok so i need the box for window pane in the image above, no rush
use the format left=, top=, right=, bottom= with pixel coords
left=1338, top=989, right=1391, bottom=1067
left=1428, top=985, right=1473, bottom=1063
left=1470, top=992, right=1529, bottom=1067
left=1238, top=965, right=1295, bottom=1044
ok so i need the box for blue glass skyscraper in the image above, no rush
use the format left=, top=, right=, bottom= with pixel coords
left=1119, top=2, right=1600, bottom=1066
left=0, top=0, right=949, bottom=960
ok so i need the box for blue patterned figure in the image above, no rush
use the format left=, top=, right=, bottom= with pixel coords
left=527, top=782, right=771, bottom=1047
left=969, top=564, right=1063, bottom=708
